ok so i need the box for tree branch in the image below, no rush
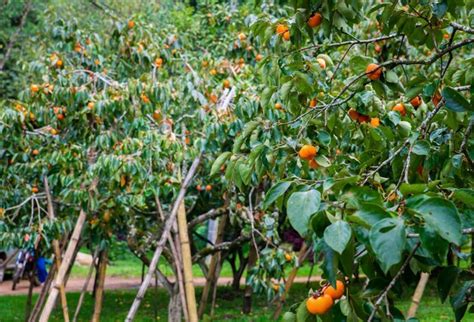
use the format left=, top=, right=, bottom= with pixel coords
left=367, top=242, right=421, bottom=322
left=188, top=208, right=226, bottom=230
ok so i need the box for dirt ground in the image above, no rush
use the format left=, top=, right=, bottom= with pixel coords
left=0, top=276, right=321, bottom=296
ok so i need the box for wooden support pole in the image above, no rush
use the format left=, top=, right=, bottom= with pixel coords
left=125, top=156, right=201, bottom=321
left=91, top=249, right=108, bottom=322
left=39, top=209, right=87, bottom=322
left=43, top=177, right=70, bottom=322
left=407, top=272, right=430, bottom=319
left=177, top=200, right=198, bottom=322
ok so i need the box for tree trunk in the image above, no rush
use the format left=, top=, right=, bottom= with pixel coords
left=39, top=209, right=87, bottom=322
left=25, top=267, right=36, bottom=322
left=91, top=249, right=108, bottom=322
left=273, top=243, right=309, bottom=319
left=73, top=248, right=99, bottom=322
left=232, top=250, right=247, bottom=291
left=407, top=272, right=430, bottom=319
left=168, top=283, right=182, bottom=322
left=177, top=200, right=198, bottom=322
left=242, top=244, right=258, bottom=314
left=198, top=214, right=227, bottom=317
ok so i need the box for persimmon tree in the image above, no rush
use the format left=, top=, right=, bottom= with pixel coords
left=212, top=0, right=474, bottom=320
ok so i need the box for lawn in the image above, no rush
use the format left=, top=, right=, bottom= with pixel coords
left=0, top=282, right=458, bottom=321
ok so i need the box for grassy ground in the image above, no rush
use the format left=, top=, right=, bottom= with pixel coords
left=70, top=243, right=322, bottom=279
left=0, top=282, right=458, bottom=321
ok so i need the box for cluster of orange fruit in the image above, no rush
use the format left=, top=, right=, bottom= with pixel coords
left=306, top=280, right=345, bottom=315
left=196, top=184, right=212, bottom=192
left=299, top=145, right=319, bottom=169
left=276, top=12, right=322, bottom=41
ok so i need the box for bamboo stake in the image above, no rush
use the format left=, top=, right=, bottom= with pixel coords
left=91, top=249, right=108, bottom=322
left=43, top=177, right=70, bottom=322
left=125, top=156, right=201, bottom=321
left=39, top=209, right=87, bottom=322
left=407, top=272, right=430, bottom=318
left=177, top=200, right=198, bottom=322
left=273, top=243, right=309, bottom=319
left=198, top=214, right=227, bottom=317
left=72, top=248, right=99, bottom=322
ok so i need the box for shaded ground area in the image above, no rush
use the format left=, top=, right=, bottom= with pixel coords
left=0, top=282, right=455, bottom=322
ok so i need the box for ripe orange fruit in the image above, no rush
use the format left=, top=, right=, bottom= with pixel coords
left=56, top=60, right=63, bottom=68
left=30, top=84, right=39, bottom=93
left=284, top=253, right=292, bottom=261
left=309, top=98, right=317, bottom=108
left=87, top=102, right=94, bottom=110
left=324, top=280, right=345, bottom=300
left=275, top=103, right=283, bottom=110
left=210, top=69, right=217, bottom=76
left=152, top=110, right=162, bottom=121
left=308, top=159, right=319, bottom=169
left=256, top=54, right=263, bottom=62
left=57, top=113, right=65, bottom=121
left=392, top=103, right=406, bottom=116
left=432, top=91, right=442, bottom=106
left=103, top=210, right=111, bottom=223
left=32, top=149, right=39, bottom=156
left=31, top=186, right=39, bottom=194
left=272, top=284, right=280, bottom=292
left=410, top=96, right=422, bottom=108
left=365, top=63, right=382, bottom=80
left=196, top=185, right=202, bottom=191
left=154, top=57, right=163, bottom=67
left=370, top=117, right=380, bottom=128
left=348, top=108, right=359, bottom=121
left=141, top=94, right=150, bottom=104
left=50, top=128, right=58, bottom=135
left=316, top=58, right=326, bottom=69
left=276, top=24, right=288, bottom=34
left=205, top=184, right=212, bottom=191
left=375, top=44, right=382, bottom=53
left=307, top=13, right=322, bottom=28
left=128, top=20, right=135, bottom=29
left=282, top=31, right=290, bottom=41
left=223, top=79, right=231, bottom=88
left=210, top=94, right=218, bottom=104
left=238, top=33, right=246, bottom=41
left=306, top=294, right=333, bottom=315
left=299, top=145, right=317, bottom=161
left=358, top=114, right=370, bottom=123
left=185, top=137, right=191, bottom=145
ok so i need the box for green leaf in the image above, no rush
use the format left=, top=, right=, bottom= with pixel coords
left=412, top=140, right=430, bottom=156
left=419, top=224, right=449, bottom=263
left=369, top=218, right=406, bottom=273
left=385, top=70, right=399, bottom=83
left=321, top=240, right=339, bottom=287
left=414, top=197, right=462, bottom=245
left=452, top=189, right=474, bottom=208
left=442, top=87, right=472, bottom=112
left=351, top=203, right=390, bottom=227
left=287, top=189, right=321, bottom=236
left=210, top=152, right=232, bottom=176
left=263, top=181, right=292, bottom=209
left=324, top=221, right=352, bottom=254
left=315, top=155, right=331, bottom=167
left=437, top=266, right=459, bottom=303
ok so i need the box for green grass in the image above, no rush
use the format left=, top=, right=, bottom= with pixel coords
left=0, top=282, right=459, bottom=321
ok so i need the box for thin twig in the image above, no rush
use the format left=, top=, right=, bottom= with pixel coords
left=367, top=242, right=421, bottom=322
